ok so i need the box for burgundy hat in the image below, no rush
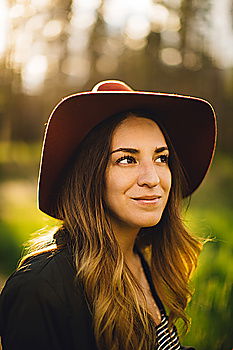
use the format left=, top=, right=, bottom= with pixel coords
left=38, top=80, right=217, bottom=218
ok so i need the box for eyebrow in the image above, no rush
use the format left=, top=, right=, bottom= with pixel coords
left=110, top=146, right=169, bottom=155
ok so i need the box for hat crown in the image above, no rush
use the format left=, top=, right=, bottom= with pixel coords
left=92, top=80, right=133, bottom=92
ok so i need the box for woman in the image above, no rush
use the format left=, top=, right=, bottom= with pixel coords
left=0, top=80, right=216, bottom=350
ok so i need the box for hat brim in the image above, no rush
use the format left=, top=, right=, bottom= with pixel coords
left=38, top=91, right=217, bottom=218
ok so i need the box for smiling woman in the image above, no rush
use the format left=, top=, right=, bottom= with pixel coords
left=105, top=116, right=172, bottom=234
left=0, top=80, right=216, bottom=350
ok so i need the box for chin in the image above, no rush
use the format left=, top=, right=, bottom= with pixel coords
left=134, top=216, right=163, bottom=228
left=141, top=221, right=161, bottom=228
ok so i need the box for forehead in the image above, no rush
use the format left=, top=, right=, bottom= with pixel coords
left=111, top=116, right=167, bottom=148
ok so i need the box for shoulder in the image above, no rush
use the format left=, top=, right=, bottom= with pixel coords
left=16, top=247, right=75, bottom=280
left=0, top=249, right=97, bottom=349
left=0, top=248, right=82, bottom=317
left=4, top=248, right=73, bottom=288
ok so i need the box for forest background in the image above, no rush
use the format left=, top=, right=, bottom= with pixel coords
left=0, top=0, right=232, bottom=349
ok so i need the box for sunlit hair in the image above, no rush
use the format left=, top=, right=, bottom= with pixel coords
left=20, top=111, right=202, bottom=350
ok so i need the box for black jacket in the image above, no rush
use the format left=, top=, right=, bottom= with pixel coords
left=0, top=248, right=195, bottom=350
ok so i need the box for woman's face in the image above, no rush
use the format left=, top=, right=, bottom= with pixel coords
left=104, top=116, right=172, bottom=232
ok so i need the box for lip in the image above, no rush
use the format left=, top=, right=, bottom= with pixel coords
left=132, top=195, right=161, bottom=200
left=131, top=195, right=162, bottom=205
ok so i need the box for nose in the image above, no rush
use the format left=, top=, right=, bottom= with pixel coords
left=137, top=162, right=160, bottom=188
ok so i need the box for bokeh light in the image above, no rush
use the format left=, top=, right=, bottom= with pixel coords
left=160, top=47, right=182, bottom=66
left=166, top=11, right=181, bottom=32
left=125, top=15, right=151, bottom=40
left=209, top=0, right=233, bottom=68
left=150, top=4, right=169, bottom=32
left=43, top=20, right=63, bottom=40
left=161, top=30, right=180, bottom=47
left=0, top=0, right=9, bottom=57
left=74, top=0, right=101, bottom=10
left=103, top=0, right=153, bottom=28
left=124, top=37, right=147, bottom=51
left=22, top=55, right=48, bottom=94
left=9, top=4, right=24, bottom=19
left=61, top=55, right=90, bottom=84
left=30, top=0, right=52, bottom=10
left=1, top=0, right=233, bottom=95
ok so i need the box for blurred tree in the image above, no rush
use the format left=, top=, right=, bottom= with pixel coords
left=88, top=0, right=109, bottom=84
left=0, top=0, right=232, bottom=150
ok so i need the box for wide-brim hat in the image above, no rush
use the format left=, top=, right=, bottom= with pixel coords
left=38, top=80, right=217, bottom=218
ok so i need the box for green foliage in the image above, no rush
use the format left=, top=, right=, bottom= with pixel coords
left=0, top=221, right=22, bottom=275
left=182, top=233, right=233, bottom=349
left=180, top=153, right=233, bottom=349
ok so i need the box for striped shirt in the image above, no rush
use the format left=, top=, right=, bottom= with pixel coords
left=137, top=249, right=182, bottom=350
left=155, top=313, right=181, bottom=350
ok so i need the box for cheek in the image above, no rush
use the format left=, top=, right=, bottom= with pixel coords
left=104, top=168, right=135, bottom=207
left=104, top=169, right=120, bottom=206
left=105, top=174, right=126, bottom=199
left=160, top=168, right=172, bottom=194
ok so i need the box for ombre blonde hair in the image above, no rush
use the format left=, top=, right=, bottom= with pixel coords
left=20, top=111, right=202, bottom=350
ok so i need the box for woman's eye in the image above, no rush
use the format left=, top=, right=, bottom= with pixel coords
left=156, top=155, right=169, bottom=163
left=116, top=155, right=136, bottom=164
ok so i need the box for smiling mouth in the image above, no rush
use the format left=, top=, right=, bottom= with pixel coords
left=132, top=196, right=162, bottom=204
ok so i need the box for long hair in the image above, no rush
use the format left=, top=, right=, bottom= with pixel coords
left=21, top=111, right=202, bottom=349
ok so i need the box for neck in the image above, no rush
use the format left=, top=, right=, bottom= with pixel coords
left=109, top=218, right=140, bottom=263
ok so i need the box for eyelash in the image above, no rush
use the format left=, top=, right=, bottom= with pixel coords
left=116, top=154, right=169, bottom=164
left=116, top=155, right=136, bottom=164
